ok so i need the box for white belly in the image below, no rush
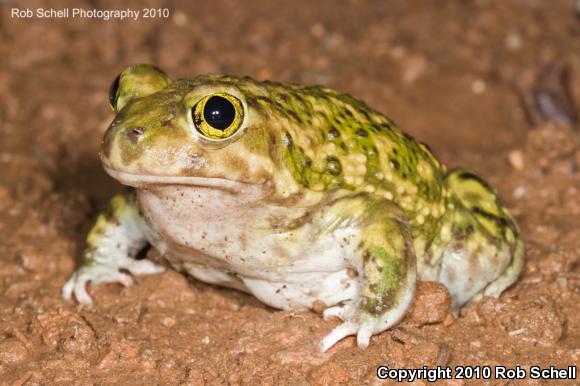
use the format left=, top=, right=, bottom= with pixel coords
left=136, top=186, right=361, bottom=310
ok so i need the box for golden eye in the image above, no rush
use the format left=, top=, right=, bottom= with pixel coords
left=192, top=93, right=244, bottom=139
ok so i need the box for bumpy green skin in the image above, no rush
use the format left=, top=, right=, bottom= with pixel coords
left=77, top=65, right=524, bottom=342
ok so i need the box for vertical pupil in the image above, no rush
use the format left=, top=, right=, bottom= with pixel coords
left=203, top=96, right=235, bottom=130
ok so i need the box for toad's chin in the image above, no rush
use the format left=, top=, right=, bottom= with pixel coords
left=103, top=166, right=263, bottom=194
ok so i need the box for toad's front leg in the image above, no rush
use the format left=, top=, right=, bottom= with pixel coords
left=63, top=189, right=164, bottom=305
left=320, top=196, right=416, bottom=352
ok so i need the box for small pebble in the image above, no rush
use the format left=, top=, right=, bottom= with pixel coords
left=172, top=10, right=188, bottom=26
left=443, top=313, right=455, bottom=327
left=471, top=79, right=486, bottom=94
left=310, top=23, right=325, bottom=38
left=513, top=186, right=526, bottom=199
left=508, top=149, right=525, bottom=171
left=505, top=32, right=522, bottom=50
left=161, top=317, right=176, bottom=327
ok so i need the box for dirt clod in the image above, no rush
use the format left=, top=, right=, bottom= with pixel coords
left=407, top=281, right=452, bottom=326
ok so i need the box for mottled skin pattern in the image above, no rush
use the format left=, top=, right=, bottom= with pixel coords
left=63, top=65, right=524, bottom=351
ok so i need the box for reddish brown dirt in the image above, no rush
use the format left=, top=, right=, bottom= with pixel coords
left=1, top=0, right=579, bottom=385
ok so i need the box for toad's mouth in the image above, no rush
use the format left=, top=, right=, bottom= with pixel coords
left=104, top=166, right=262, bottom=194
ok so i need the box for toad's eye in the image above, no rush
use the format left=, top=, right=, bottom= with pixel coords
left=192, top=93, right=244, bottom=140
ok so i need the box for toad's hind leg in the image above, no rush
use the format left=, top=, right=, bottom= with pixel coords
left=442, top=168, right=524, bottom=309
left=320, top=197, right=416, bottom=352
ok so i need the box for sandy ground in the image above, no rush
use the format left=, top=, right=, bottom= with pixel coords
left=0, top=0, right=579, bottom=384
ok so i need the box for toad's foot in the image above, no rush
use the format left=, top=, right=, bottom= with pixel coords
left=321, top=302, right=373, bottom=351
left=62, top=258, right=164, bottom=305
left=321, top=321, right=371, bottom=352
left=320, top=299, right=411, bottom=352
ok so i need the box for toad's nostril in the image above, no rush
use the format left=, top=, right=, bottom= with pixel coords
left=127, top=127, right=145, bottom=144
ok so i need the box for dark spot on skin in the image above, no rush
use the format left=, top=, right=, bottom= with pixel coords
left=246, top=97, right=259, bottom=109
left=465, top=224, right=474, bottom=235
left=328, top=127, right=340, bottom=139
left=316, top=109, right=327, bottom=118
left=287, top=110, right=301, bottom=123
left=458, top=170, right=494, bottom=191
left=127, top=127, right=145, bottom=144
left=471, top=206, right=495, bottom=220
left=256, top=95, right=272, bottom=105
left=420, top=141, right=432, bottom=153
left=390, top=159, right=400, bottom=170
left=293, top=93, right=306, bottom=105
left=452, top=227, right=469, bottom=242
left=499, top=217, right=511, bottom=228
left=363, top=250, right=371, bottom=263
left=404, top=132, right=414, bottom=141
left=471, top=206, right=515, bottom=235
left=356, top=129, right=368, bottom=137
left=284, top=131, right=294, bottom=148
left=344, top=108, right=353, bottom=117
left=358, top=107, right=371, bottom=119
left=305, top=157, right=312, bottom=167
left=326, top=157, right=342, bottom=175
